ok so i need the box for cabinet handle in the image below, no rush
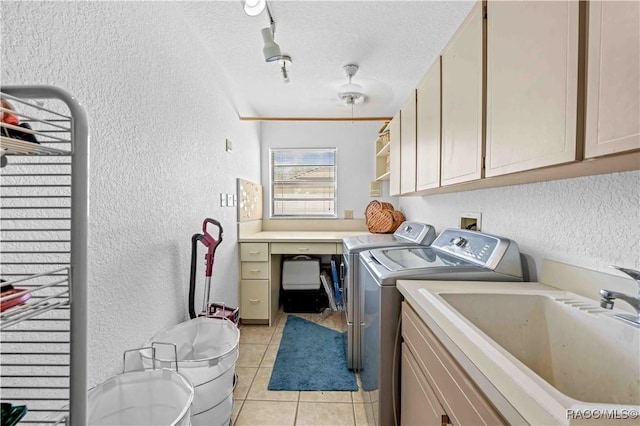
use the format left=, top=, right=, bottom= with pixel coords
left=249, top=269, right=261, bottom=273
left=249, top=251, right=260, bottom=255
left=298, top=247, right=309, bottom=252
left=249, top=298, right=260, bottom=304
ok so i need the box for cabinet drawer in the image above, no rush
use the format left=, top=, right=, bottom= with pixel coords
left=241, top=262, right=269, bottom=279
left=270, top=242, right=338, bottom=255
left=402, top=302, right=506, bottom=425
left=240, top=243, right=269, bottom=261
left=240, top=280, right=269, bottom=320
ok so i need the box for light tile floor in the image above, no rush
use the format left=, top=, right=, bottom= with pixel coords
left=232, top=311, right=375, bottom=426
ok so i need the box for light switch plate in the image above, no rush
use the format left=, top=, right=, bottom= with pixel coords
left=225, top=139, right=233, bottom=153
left=220, top=193, right=227, bottom=207
left=227, top=193, right=234, bottom=207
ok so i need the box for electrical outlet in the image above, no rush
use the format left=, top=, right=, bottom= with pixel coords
left=459, top=212, right=482, bottom=231
left=220, top=193, right=227, bottom=207
left=344, top=209, right=354, bottom=219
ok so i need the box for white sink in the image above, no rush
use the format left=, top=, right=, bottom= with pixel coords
left=439, top=292, right=640, bottom=406
left=415, top=286, right=640, bottom=424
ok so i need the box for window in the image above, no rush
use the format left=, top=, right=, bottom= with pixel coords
left=271, top=148, right=337, bottom=217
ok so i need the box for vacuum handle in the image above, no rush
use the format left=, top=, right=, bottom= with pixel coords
left=203, top=218, right=223, bottom=243
left=202, top=218, right=223, bottom=277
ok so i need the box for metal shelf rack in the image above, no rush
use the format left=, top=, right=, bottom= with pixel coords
left=1, top=85, right=89, bottom=425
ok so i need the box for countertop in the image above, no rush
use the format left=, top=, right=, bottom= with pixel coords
left=397, top=279, right=640, bottom=425
left=398, top=280, right=558, bottom=425
left=238, top=230, right=367, bottom=243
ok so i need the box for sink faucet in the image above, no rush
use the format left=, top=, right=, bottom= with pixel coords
left=600, top=265, right=640, bottom=326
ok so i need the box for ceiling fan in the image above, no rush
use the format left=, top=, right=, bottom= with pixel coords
left=337, top=64, right=366, bottom=106
left=322, top=64, right=393, bottom=109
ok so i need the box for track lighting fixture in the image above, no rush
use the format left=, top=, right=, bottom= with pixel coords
left=246, top=0, right=292, bottom=82
left=277, top=55, right=291, bottom=83
left=242, top=0, right=266, bottom=16
left=261, top=27, right=281, bottom=62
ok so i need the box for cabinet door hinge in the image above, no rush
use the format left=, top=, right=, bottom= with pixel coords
left=483, top=4, right=488, bottom=19
left=482, top=156, right=486, bottom=170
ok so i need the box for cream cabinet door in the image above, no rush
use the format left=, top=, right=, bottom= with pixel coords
left=389, top=111, right=401, bottom=196
left=441, top=2, right=484, bottom=186
left=585, top=0, right=640, bottom=158
left=485, top=1, right=580, bottom=176
left=416, top=57, right=441, bottom=191
left=400, top=91, right=417, bottom=195
left=401, top=344, right=448, bottom=426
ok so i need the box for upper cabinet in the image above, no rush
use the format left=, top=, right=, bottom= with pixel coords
left=441, top=1, right=484, bottom=186
left=416, top=57, right=441, bottom=191
left=389, top=111, right=401, bottom=197
left=585, top=0, right=640, bottom=158
left=400, top=91, right=418, bottom=195
left=383, top=0, right=639, bottom=197
left=485, top=1, right=580, bottom=177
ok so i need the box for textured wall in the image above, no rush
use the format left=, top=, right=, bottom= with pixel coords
left=398, top=171, right=640, bottom=280
left=260, top=121, right=396, bottom=219
left=2, top=2, right=261, bottom=385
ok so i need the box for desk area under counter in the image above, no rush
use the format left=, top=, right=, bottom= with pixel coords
left=238, top=219, right=368, bottom=326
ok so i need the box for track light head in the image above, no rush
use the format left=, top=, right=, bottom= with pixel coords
left=261, top=27, right=282, bottom=62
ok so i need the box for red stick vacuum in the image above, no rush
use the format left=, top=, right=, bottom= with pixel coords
left=188, top=218, right=226, bottom=319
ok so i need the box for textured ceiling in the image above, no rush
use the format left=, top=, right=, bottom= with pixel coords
left=181, top=1, right=474, bottom=118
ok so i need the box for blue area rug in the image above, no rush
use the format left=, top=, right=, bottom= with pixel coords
left=268, top=315, right=358, bottom=391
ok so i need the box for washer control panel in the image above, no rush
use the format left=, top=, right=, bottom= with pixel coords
left=394, top=221, right=437, bottom=245
left=432, top=228, right=504, bottom=265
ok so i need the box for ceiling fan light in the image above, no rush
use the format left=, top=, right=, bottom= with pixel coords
left=338, top=92, right=365, bottom=105
left=243, top=0, right=266, bottom=16
left=261, top=27, right=281, bottom=62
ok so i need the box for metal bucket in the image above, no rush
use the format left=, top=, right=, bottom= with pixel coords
left=88, top=368, right=194, bottom=426
left=142, top=317, right=240, bottom=426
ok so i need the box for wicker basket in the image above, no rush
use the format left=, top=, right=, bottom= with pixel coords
left=365, top=200, right=394, bottom=221
left=392, top=210, right=405, bottom=225
left=365, top=200, right=405, bottom=234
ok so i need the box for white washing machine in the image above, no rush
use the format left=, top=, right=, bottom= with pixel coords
left=359, top=228, right=524, bottom=426
left=341, top=222, right=436, bottom=370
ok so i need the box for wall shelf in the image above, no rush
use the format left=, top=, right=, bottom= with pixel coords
left=375, top=121, right=391, bottom=181
left=376, top=171, right=391, bottom=181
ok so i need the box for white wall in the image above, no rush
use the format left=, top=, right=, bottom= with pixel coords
left=398, top=171, right=640, bottom=280
left=260, top=121, right=640, bottom=282
left=260, top=121, right=396, bottom=219
left=2, top=2, right=261, bottom=385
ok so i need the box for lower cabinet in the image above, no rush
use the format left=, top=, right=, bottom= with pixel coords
left=402, top=343, right=448, bottom=426
left=240, top=279, right=269, bottom=320
left=401, top=302, right=505, bottom=425
left=239, top=242, right=272, bottom=323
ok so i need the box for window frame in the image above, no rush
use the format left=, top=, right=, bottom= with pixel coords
left=269, top=147, right=338, bottom=219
